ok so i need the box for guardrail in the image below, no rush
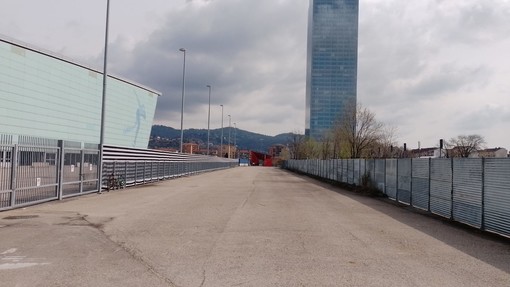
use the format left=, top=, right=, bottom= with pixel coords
left=283, top=158, right=510, bottom=238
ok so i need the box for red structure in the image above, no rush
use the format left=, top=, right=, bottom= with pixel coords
left=249, top=151, right=272, bottom=166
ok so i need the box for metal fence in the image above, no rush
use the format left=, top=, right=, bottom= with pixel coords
left=0, top=135, right=237, bottom=211
left=0, top=136, right=100, bottom=210
left=101, top=145, right=238, bottom=189
left=284, top=158, right=510, bottom=238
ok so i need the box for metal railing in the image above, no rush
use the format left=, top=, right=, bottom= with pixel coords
left=0, top=135, right=237, bottom=211
left=0, top=136, right=101, bottom=210
left=101, top=145, right=238, bottom=190
left=284, top=158, right=510, bottom=238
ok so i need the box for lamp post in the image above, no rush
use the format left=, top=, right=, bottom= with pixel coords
left=233, top=122, right=237, bottom=159
left=179, top=48, right=186, bottom=153
left=228, top=115, right=231, bottom=159
left=206, top=85, right=211, bottom=155
left=220, top=105, right=224, bottom=157
left=98, top=0, right=110, bottom=193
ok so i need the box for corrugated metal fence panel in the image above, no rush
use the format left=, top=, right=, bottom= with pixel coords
left=453, top=159, right=482, bottom=228
left=353, top=159, right=361, bottom=185
left=342, top=160, right=348, bottom=183
left=366, top=160, right=376, bottom=185
left=411, top=159, right=429, bottom=210
left=325, top=160, right=331, bottom=180
left=329, top=160, right=336, bottom=181
left=283, top=158, right=510, bottom=238
left=397, top=159, right=412, bottom=205
left=484, top=159, right=510, bottom=237
left=385, top=159, right=397, bottom=199
left=359, top=159, right=366, bottom=185
left=346, top=160, right=353, bottom=184
left=375, top=159, right=386, bottom=194
left=334, top=159, right=341, bottom=182
left=430, top=159, right=452, bottom=218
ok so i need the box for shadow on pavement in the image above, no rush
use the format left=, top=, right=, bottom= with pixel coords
left=284, top=170, right=510, bottom=275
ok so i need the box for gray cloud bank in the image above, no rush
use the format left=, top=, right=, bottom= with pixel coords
left=1, top=0, right=509, bottom=148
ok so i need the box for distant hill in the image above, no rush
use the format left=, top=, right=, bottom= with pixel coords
left=149, top=125, right=295, bottom=152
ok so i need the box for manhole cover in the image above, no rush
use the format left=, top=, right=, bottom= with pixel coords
left=3, top=215, right=39, bottom=220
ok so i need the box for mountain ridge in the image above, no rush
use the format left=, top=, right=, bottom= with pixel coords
left=149, top=125, right=294, bottom=152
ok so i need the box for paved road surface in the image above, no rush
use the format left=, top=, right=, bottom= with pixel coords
left=1, top=167, right=509, bottom=287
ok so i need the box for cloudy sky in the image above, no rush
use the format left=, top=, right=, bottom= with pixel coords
left=1, top=0, right=509, bottom=149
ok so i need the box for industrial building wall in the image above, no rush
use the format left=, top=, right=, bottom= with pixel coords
left=0, top=38, right=158, bottom=148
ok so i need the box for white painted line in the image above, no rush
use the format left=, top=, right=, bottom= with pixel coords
left=0, top=262, right=50, bottom=270
left=1, top=248, right=17, bottom=255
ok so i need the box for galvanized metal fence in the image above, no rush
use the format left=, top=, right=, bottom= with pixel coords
left=284, top=158, right=510, bottom=238
left=0, top=136, right=100, bottom=210
left=0, top=135, right=237, bottom=211
left=101, top=145, right=238, bottom=189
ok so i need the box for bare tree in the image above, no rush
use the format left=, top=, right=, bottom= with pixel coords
left=366, top=125, right=398, bottom=158
left=447, top=134, right=486, bottom=158
left=320, top=133, right=334, bottom=160
left=288, top=132, right=306, bottom=159
left=334, top=103, right=384, bottom=158
left=304, top=138, right=321, bottom=159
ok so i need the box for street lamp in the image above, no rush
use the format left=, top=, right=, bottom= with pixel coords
left=220, top=105, right=224, bottom=157
left=179, top=48, right=186, bottom=153
left=228, top=115, right=231, bottom=159
left=206, top=85, right=211, bottom=156
left=98, top=0, right=111, bottom=193
left=233, top=122, right=237, bottom=159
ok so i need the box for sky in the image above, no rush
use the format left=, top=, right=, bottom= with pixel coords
left=0, top=0, right=509, bottom=149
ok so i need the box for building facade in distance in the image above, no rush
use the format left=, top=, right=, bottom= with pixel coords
left=306, top=0, right=359, bottom=139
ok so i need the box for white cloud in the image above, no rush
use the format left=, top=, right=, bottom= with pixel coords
left=0, top=0, right=509, bottom=148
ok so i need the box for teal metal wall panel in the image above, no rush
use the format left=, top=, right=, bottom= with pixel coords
left=0, top=39, right=159, bottom=148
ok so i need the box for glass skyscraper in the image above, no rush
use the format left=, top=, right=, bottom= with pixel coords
left=305, top=0, right=359, bottom=140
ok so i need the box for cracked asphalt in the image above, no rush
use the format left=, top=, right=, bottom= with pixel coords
left=0, top=167, right=509, bottom=286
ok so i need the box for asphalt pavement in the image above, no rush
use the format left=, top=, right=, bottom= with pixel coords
left=1, top=167, right=509, bottom=287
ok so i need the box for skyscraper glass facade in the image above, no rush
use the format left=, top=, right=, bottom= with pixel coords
left=306, top=0, right=359, bottom=140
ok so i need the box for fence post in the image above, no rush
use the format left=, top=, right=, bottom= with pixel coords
left=79, top=149, right=85, bottom=194
left=10, top=144, right=18, bottom=207
left=428, top=157, right=431, bottom=212
left=124, top=161, right=128, bottom=186
left=396, top=159, right=399, bottom=202
left=143, top=161, right=146, bottom=184
left=384, top=159, right=386, bottom=195
left=134, top=162, right=138, bottom=185
left=410, top=158, right=413, bottom=207
left=481, top=157, right=485, bottom=231
left=57, top=140, right=64, bottom=201
left=450, top=157, right=454, bottom=220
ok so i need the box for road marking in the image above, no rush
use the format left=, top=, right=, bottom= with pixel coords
left=0, top=248, right=50, bottom=270
left=0, top=262, right=50, bottom=270
left=1, top=248, right=17, bottom=255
